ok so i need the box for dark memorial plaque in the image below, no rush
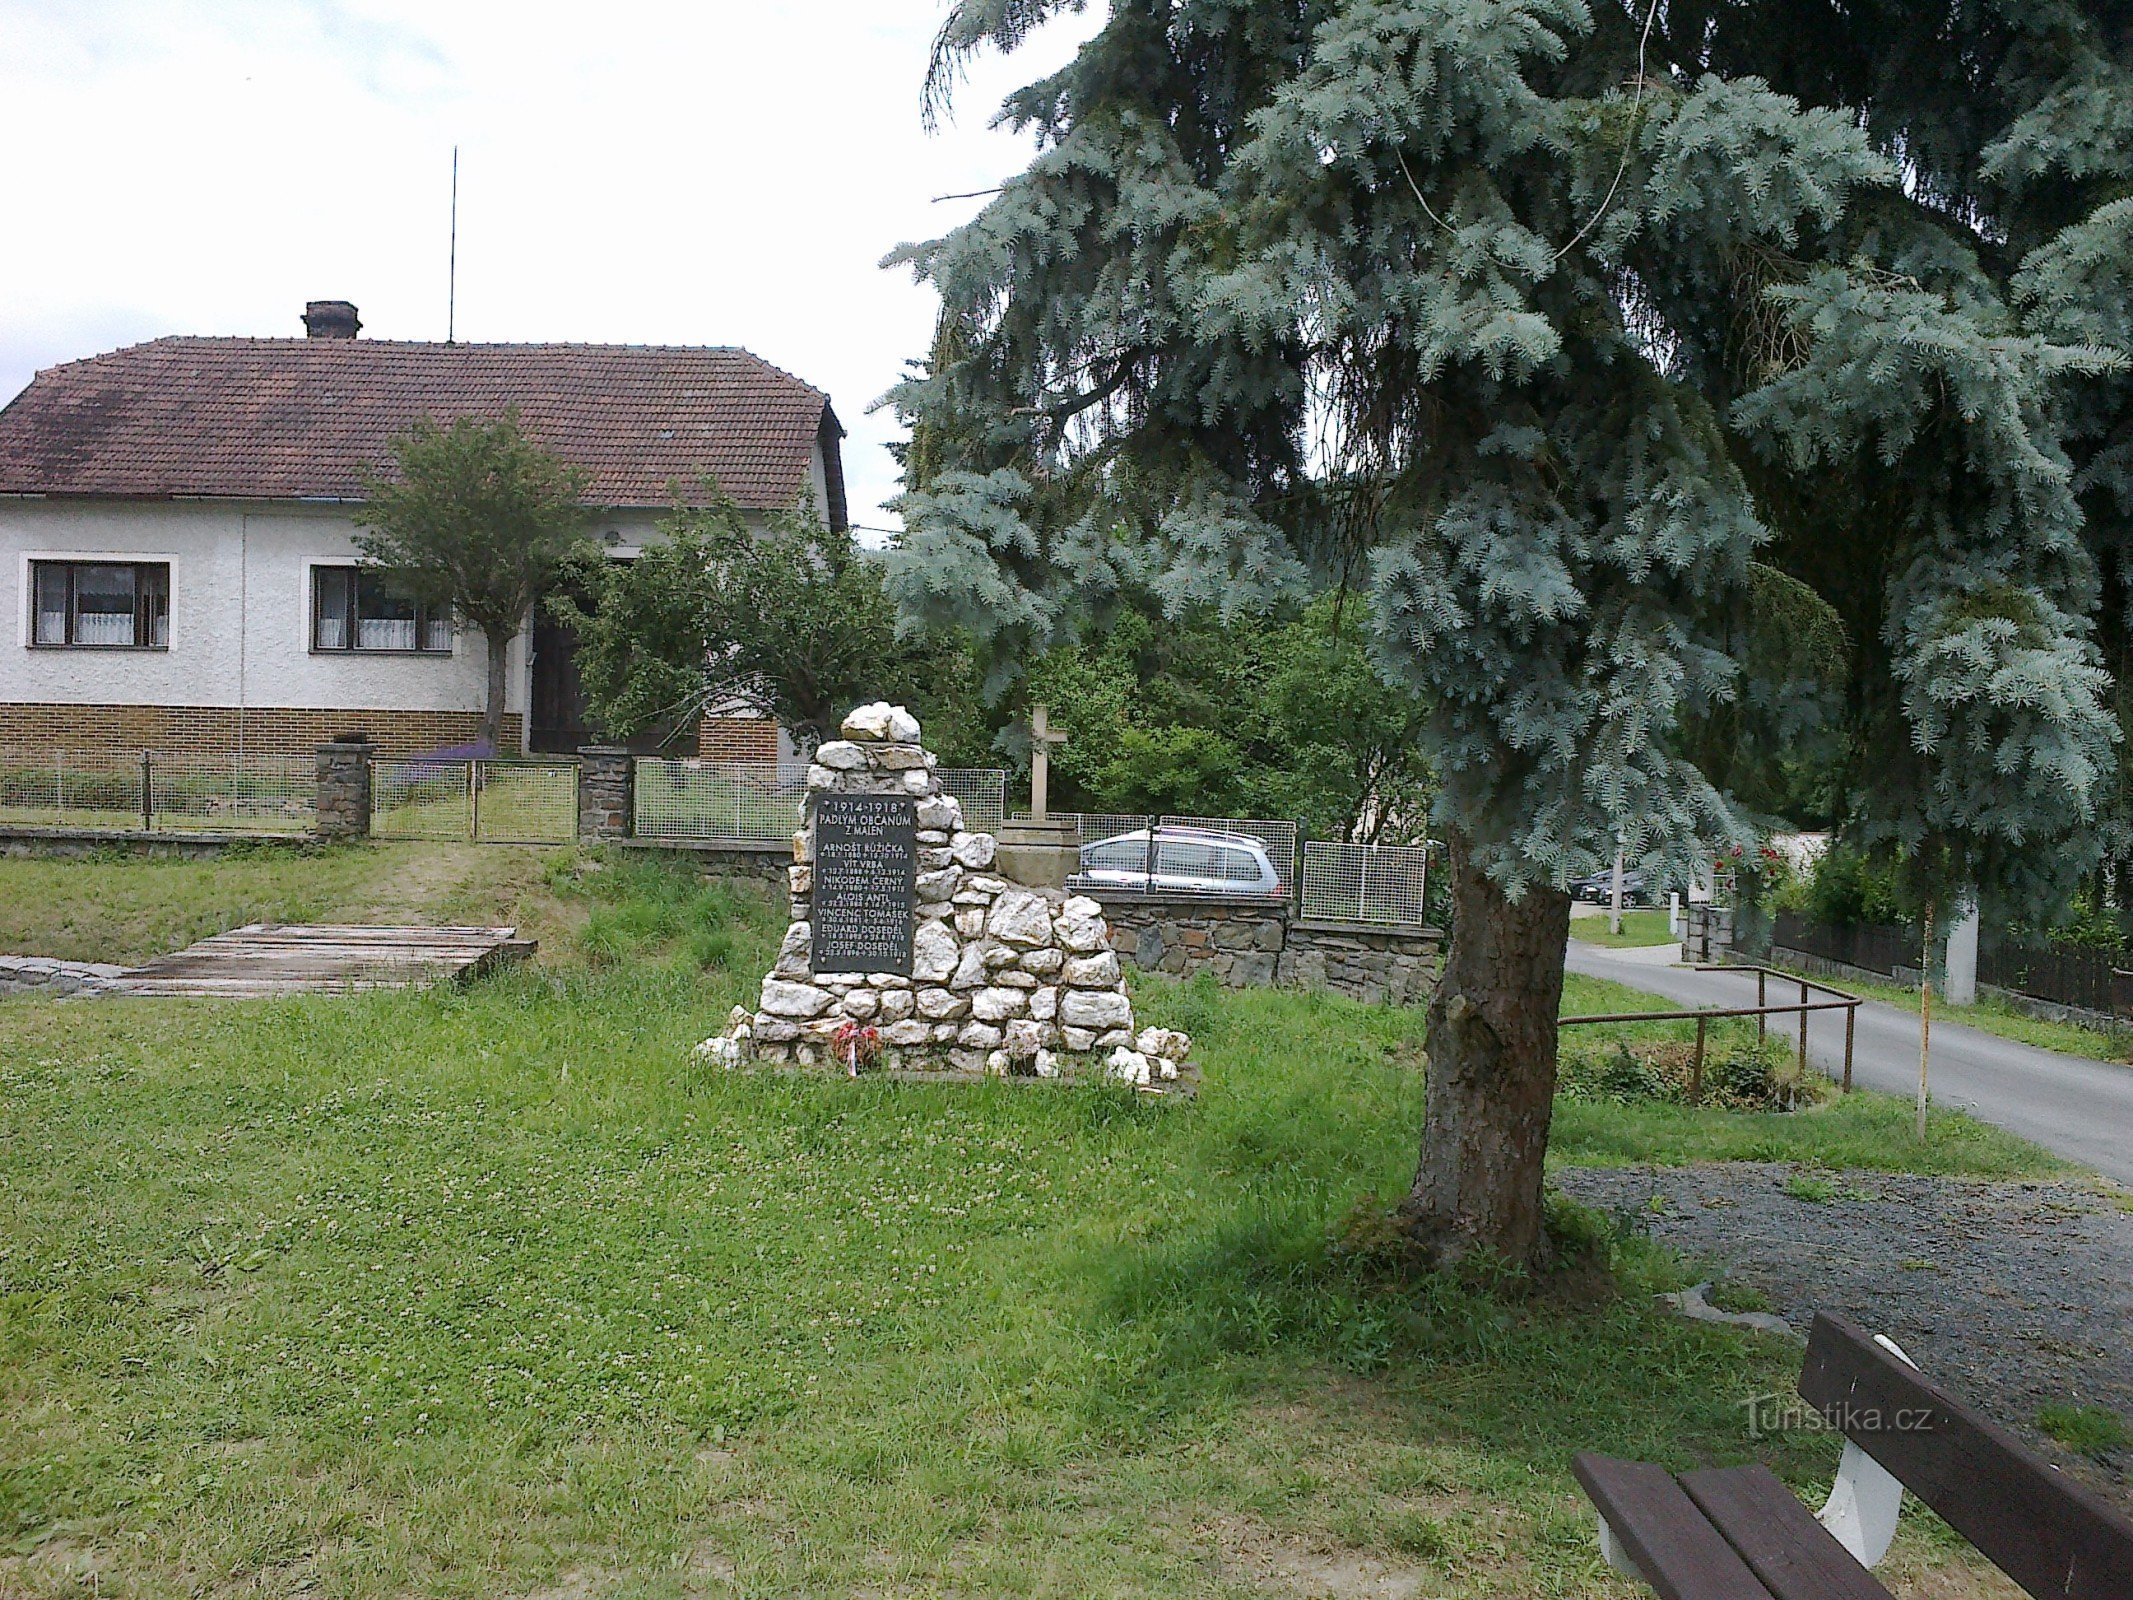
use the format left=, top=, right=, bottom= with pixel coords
left=810, top=793, right=918, bottom=974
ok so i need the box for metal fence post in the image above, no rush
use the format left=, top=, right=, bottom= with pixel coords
left=1690, top=1015, right=1707, bottom=1104
left=1797, top=978, right=1809, bottom=1078
left=468, top=761, right=481, bottom=842
left=140, top=750, right=153, bottom=831
left=1843, top=1005, right=1856, bottom=1093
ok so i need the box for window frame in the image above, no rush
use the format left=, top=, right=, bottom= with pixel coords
left=27, top=559, right=171, bottom=650
left=309, top=565, right=454, bottom=656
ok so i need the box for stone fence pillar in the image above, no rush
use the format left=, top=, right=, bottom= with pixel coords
left=578, top=747, right=635, bottom=843
left=315, top=739, right=375, bottom=840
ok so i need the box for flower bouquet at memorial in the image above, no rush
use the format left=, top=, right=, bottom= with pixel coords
left=834, top=1018, right=882, bottom=1077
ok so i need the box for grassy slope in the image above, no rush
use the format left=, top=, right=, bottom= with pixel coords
left=0, top=850, right=2041, bottom=1597
left=1554, top=971, right=2065, bottom=1177
left=1765, top=955, right=2133, bottom=1068
left=1566, top=908, right=1678, bottom=948
left=0, top=842, right=573, bottom=967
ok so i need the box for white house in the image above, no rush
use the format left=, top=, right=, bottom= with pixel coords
left=0, top=300, right=846, bottom=759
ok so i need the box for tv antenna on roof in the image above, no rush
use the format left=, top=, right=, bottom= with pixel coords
left=447, top=145, right=459, bottom=343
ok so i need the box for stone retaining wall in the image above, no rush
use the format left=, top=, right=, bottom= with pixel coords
left=0, top=826, right=300, bottom=860
left=616, top=839, right=788, bottom=879
left=1280, top=918, right=1441, bottom=1007
left=1094, top=895, right=1440, bottom=1007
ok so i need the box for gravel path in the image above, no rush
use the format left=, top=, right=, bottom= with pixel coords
left=1556, top=1162, right=2133, bottom=1493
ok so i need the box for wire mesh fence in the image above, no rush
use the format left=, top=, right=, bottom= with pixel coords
left=634, top=759, right=804, bottom=841
left=633, top=760, right=1010, bottom=841
left=1298, top=839, right=1431, bottom=926
left=472, top=762, right=578, bottom=844
left=372, top=758, right=474, bottom=841
left=939, top=768, right=1007, bottom=832
left=144, top=752, right=314, bottom=832
left=370, top=759, right=578, bottom=844
left=1059, top=813, right=1297, bottom=901
left=0, top=747, right=315, bottom=833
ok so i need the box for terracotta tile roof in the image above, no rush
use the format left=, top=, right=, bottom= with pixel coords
left=0, top=336, right=846, bottom=522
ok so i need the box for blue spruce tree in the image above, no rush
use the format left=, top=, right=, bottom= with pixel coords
left=886, top=0, right=2119, bottom=1268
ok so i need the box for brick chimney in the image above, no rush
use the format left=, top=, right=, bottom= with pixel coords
left=302, top=300, right=361, bottom=339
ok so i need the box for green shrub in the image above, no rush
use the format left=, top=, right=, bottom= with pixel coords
left=1556, top=1037, right=1815, bottom=1112
left=1802, top=846, right=1909, bottom=928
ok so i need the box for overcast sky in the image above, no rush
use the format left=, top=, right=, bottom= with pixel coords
left=0, top=0, right=1102, bottom=533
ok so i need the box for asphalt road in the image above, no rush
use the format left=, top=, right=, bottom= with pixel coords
left=1565, top=941, right=2133, bottom=1185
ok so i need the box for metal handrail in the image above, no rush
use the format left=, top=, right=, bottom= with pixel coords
left=1560, top=962, right=1864, bottom=1101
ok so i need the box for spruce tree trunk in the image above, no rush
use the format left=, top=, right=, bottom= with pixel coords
left=482, top=629, right=510, bottom=755
left=1399, top=834, right=1572, bottom=1270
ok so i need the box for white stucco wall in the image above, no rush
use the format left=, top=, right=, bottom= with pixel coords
left=0, top=498, right=538, bottom=716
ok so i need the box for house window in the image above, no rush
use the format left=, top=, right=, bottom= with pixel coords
left=30, top=560, right=170, bottom=648
left=312, top=567, right=452, bottom=653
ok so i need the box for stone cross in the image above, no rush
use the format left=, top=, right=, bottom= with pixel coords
left=1029, top=703, right=1068, bottom=821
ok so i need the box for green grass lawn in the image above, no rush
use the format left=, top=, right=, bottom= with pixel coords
left=1566, top=908, right=1679, bottom=949
left=0, top=842, right=571, bottom=967
left=0, top=850, right=2043, bottom=1597
left=1765, top=954, right=2133, bottom=1067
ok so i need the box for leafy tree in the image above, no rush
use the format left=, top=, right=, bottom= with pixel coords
left=1253, top=595, right=1434, bottom=843
left=562, top=494, right=975, bottom=750
left=1025, top=594, right=1433, bottom=837
left=358, top=411, right=588, bottom=753
left=886, top=0, right=2118, bottom=1268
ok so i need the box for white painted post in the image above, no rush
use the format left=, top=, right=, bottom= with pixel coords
left=1944, top=896, right=1979, bottom=1007
left=1668, top=891, right=1682, bottom=939
left=1609, top=843, right=1626, bottom=937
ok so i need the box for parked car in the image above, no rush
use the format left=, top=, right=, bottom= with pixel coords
left=1069, top=825, right=1285, bottom=899
left=1575, top=868, right=1651, bottom=906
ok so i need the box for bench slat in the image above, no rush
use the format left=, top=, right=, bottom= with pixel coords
left=1680, top=1463, right=1895, bottom=1600
left=1572, top=1453, right=1778, bottom=1600
left=1799, top=1313, right=2133, bottom=1600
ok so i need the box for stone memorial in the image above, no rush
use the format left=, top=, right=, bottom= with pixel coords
left=696, top=702, right=1192, bottom=1088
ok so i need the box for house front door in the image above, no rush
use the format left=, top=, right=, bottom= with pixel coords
left=528, top=606, right=592, bottom=754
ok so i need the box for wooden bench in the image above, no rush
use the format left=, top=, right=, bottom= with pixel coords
left=1573, top=1312, right=2133, bottom=1599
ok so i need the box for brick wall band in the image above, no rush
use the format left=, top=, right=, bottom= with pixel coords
left=0, top=703, right=524, bottom=758
left=699, top=716, right=780, bottom=762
